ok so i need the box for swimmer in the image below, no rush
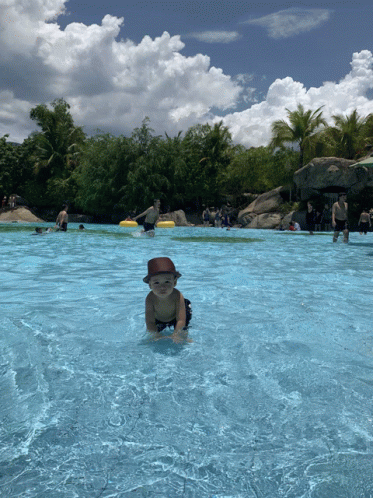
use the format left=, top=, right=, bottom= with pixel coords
left=332, top=193, right=349, bottom=243
left=32, top=227, right=43, bottom=235
left=133, top=199, right=160, bottom=233
left=79, top=224, right=85, bottom=230
left=143, top=257, right=192, bottom=343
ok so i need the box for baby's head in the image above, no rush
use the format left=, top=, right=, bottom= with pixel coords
left=143, top=257, right=181, bottom=285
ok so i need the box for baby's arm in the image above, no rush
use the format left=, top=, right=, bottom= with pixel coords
left=170, top=292, right=192, bottom=343
left=145, top=294, right=158, bottom=333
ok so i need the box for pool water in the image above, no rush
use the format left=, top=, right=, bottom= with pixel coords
left=1, top=224, right=373, bottom=498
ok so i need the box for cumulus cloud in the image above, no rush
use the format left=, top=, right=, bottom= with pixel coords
left=0, top=0, right=242, bottom=141
left=184, top=31, right=241, bottom=43
left=0, top=1, right=373, bottom=150
left=243, top=8, right=331, bottom=39
left=217, top=50, right=373, bottom=148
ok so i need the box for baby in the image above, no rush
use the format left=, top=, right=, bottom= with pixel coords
left=144, top=257, right=192, bottom=343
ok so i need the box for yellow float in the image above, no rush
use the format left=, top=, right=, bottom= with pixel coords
left=119, top=220, right=138, bottom=227
left=156, top=220, right=175, bottom=228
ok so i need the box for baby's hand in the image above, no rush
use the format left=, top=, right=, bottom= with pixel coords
left=171, top=328, right=193, bottom=344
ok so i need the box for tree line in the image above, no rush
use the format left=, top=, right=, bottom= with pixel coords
left=1, top=99, right=372, bottom=220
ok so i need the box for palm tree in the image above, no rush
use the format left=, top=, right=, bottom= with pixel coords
left=30, top=98, right=85, bottom=178
left=270, top=104, right=327, bottom=168
left=327, top=110, right=373, bottom=159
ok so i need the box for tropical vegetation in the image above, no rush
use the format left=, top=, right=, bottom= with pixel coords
left=1, top=99, right=373, bottom=221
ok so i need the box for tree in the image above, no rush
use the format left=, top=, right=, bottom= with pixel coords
left=74, top=133, right=133, bottom=216
left=28, top=98, right=86, bottom=207
left=182, top=121, right=234, bottom=207
left=270, top=104, right=327, bottom=168
left=326, top=110, right=373, bottom=159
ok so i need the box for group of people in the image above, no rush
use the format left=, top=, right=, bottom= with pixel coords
left=1, top=195, right=17, bottom=209
left=202, top=206, right=232, bottom=228
left=32, top=204, right=86, bottom=233
left=290, top=194, right=371, bottom=243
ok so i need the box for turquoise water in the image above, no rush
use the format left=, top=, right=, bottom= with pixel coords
left=1, top=224, right=373, bottom=498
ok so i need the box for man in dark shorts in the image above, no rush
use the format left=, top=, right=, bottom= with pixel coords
left=133, top=199, right=160, bottom=231
left=55, top=205, right=68, bottom=231
left=332, top=193, right=348, bottom=243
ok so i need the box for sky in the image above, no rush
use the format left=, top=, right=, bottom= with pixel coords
left=1, top=0, right=373, bottom=147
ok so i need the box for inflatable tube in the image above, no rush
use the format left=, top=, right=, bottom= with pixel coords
left=119, top=220, right=138, bottom=227
left=156, top=220, right=175, bottom=228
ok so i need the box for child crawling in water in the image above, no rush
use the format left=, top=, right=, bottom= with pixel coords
left=143, top=257, right=192, bottom=343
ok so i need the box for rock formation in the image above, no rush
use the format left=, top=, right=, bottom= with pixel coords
left=237, top=187, right=287, bottom=229
left=158, top=210, right=190, bottom=226
left=293, top=156, right=373, bottom=200
left=0, top=206, right=44, bottom=223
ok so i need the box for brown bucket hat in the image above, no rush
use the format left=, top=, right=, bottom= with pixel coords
left=143, top=257, right=181, bottom=283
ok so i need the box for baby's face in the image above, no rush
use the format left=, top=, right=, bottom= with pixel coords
left=149, top=273, right=176, bottom=298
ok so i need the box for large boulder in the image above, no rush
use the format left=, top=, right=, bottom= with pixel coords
left=0, top=206, right=44, bottom=222
left=237, top=186, right=285, bottom=225
left=158, top=210, right=190, bottom=226
left=245, top=212, right=283, bottom=229
left=293, top=157, right=373, bottom=200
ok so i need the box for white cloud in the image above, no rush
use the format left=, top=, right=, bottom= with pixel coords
left=0, top=0, right=242, bottom=141
left=243, top=8, right=331, bottom=39
left=184, top=31, right=241, bottom=43
left=217, top=50, right=373, bottom=148
left=0, top=1, right=373, bottom=151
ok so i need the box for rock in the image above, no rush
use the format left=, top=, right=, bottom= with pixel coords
left=158, top=210, right=190, bottom=226
left=245, top=212, right=283, bottom=229
left=237, top=186, right=285, bottom=225
left=292, top=157, right=373, bottom=200
left=0, top=206, right=44, bottom=223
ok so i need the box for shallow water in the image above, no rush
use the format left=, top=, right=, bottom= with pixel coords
left=1, top=224, right=373, bottom=498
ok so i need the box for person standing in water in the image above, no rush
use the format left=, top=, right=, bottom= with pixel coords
left=332, top=193, right=349, bottom=243
left=133, top=199, right=160, bottom=232
left=55, top=205, right=69, bottom=231
left=358, top=208, right=371, bottom=235
left=306, top=201, right=315, bottom=235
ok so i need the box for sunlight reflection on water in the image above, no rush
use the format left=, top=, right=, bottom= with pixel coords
left=1, top=224, right=373, bottom=497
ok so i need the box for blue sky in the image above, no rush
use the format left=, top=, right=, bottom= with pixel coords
left=1, top=0, right=373, bottom=146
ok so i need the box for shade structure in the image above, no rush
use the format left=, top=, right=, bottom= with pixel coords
left=351, top=156, right=373, bottom=167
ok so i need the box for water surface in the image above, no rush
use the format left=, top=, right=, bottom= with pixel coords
left=1, top=224, right=373, bottom=497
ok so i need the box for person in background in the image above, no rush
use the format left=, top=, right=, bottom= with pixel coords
left=133, top=199, right=160, bottom=232
left=202, top=206, right=210, bottom=226
left=314, top=209, right=322, bottom=231
left=214, top=208, right=222, bottom=227
left=332, top=193, right=349, bottom=243
left=55, top=205, right=69, bottom=231
left=322, top=204, right=331, bottom=231
left=358, top=208, right=371, bottom=235
left=306, top=201, right=315, bottom=235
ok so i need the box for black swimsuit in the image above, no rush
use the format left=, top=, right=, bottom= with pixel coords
left=155, top=299, right=192, bottom=332
left=143, top=222, right=155, bottom=232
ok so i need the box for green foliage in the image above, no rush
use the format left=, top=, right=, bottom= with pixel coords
left=0, top=135, right=36, bottom=199
left=270, top=104, right=327, bottom=168
left=221, top=146, right=298, bottom=199
left=325, top=110, right=373, bottom=159
left=279, top=201, right=300, bottom=214
left=5, top=98, right=373, bottom=220
left=27, top=98, right=85, bottom=208
left=74, top=133, right=133, bottom=215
